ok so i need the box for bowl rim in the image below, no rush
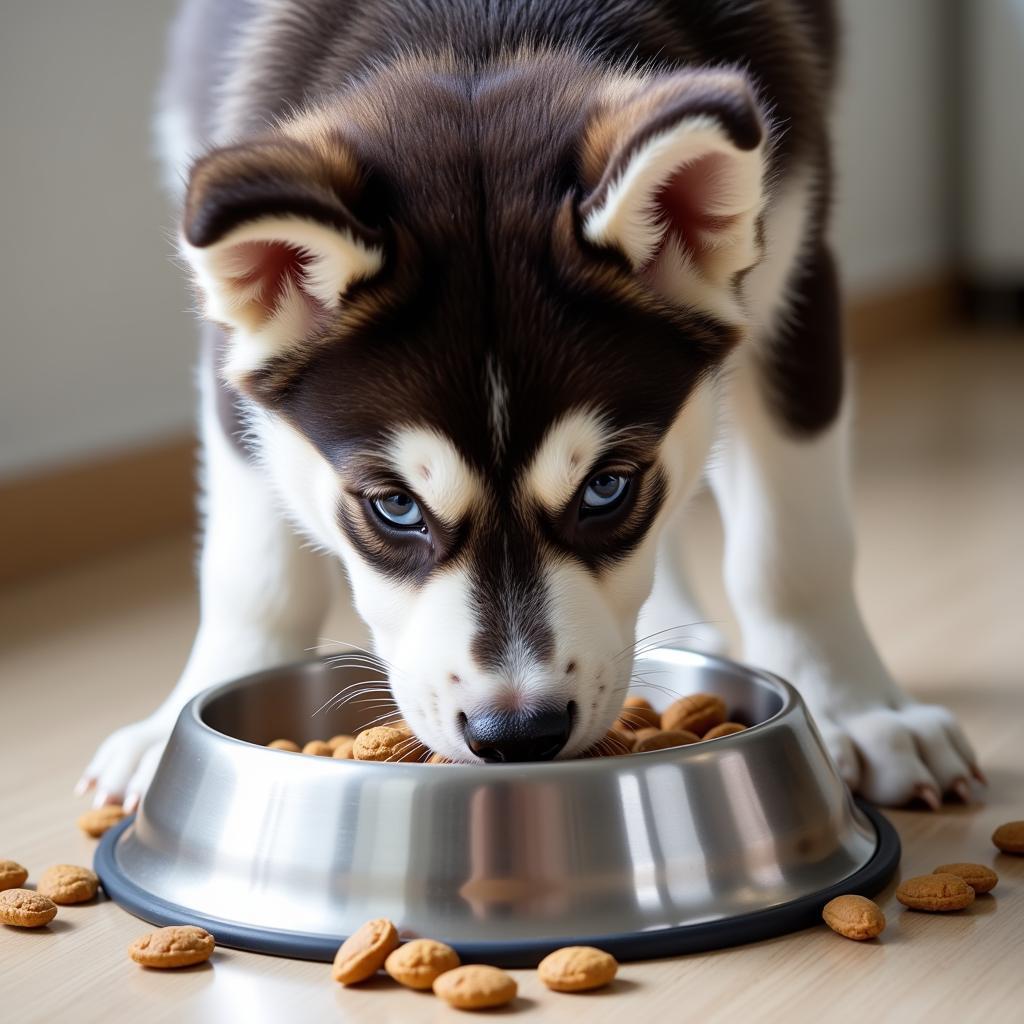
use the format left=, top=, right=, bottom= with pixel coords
left=185, top=646, right=802, bottom=775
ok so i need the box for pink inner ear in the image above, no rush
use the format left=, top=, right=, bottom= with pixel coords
left=653, top=152, right=739, bottom=264
left=226, top=239, right=324, bottom=326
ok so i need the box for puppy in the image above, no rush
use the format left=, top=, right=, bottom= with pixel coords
left=79, top=0, right=980, bottom=808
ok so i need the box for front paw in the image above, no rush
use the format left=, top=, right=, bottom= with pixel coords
left=815, top=701, right=983, bottom=808
left=76, top=717, right=173, bottom=813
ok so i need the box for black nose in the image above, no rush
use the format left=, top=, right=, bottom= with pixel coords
left=463, top=704, right=574, bottom=763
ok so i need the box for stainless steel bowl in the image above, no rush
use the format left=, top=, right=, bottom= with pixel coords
left=96, top=648, right=898, bottom=965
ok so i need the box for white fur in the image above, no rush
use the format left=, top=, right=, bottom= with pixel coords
left=583, top=114, right=764, bottom=323
left=183, top=216, right=383, bottom=384
left=485, top=355, right=511, bottom=458
left=385, top=426, right=484, bottom=524
left=523, top=407, right=610, bottom=512
left=79, top=366, right=335, bottom=808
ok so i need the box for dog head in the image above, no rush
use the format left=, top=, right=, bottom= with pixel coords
left=181, top=52, right=769, bottom=762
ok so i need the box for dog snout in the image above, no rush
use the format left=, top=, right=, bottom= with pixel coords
left=462, top=702, right=576, bottom=762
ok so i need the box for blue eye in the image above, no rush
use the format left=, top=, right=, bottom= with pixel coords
left=581, top=473, right=630, bottom=516
left=372, top=493, right=424, bottom=528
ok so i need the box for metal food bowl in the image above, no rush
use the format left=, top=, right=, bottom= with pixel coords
left=95, top=648, right=899, bottom=966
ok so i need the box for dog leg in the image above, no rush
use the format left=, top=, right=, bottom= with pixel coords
left=638, top=503, right=729, bottom=656
left=76, top=340, right=334, bottom=810
left=711, top=242, right=981, bottom=806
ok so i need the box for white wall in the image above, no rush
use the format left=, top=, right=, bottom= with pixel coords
left=0, top=0, right=955, bottom=480
left=962, top=0, right=1024, bottom=280
left=832, top=0, right=953, bottom=294
left=0, top=1, right=191, bottom=479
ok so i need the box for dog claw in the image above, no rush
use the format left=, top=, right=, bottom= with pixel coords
left=123, top=794, right=140, bottom=814
left=74, top=777, right=94, bottom=797
left=914, top=784, right=942, bottom=811
left=971, top=765, right=988, bottom=786
left=951, top=779, right=972, bottom=804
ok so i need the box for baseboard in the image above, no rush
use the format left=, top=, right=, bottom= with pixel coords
left=845, top=274, right=960, bottom=346
left=0, top=275, right=961, bottom=588
left=0, top=437, right=197, bottom=587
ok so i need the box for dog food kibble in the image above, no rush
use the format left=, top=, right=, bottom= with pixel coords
left=933, top=863, right=998, bottom=894
left=896, top=873, right=975, bottom=912
left=302, top=739, right=334, bottom=757
left=630, top=726, right=660, bottom=748
left=661, top=693, right=727, bottom=736
left=0, top=860, right=28, bottom=891
left=992, top=820, right=1024, bottom=854
left=353, top=726, right=428, bottom=763
left=703, top=722, right=747, bottom=740
left=332, top=917, right=400, bottom=985
left=538, top=946, right=619, bottom=991
left=581, top=730, right=633, bottom=757
left=821, top=895, right=886, bottom=940
left=0, top=889, right=58, bottom=928
left=328, top=734, right=356, bottom=757
left=433, top=964, right=518, bottom=1009
left=77, top=804, right=127, bottom=838
left=267, top=738, right=301, bottom=752
left=37, top=864, right=99, bottom=905
left=129, top=925, right=215, bottom=968
left=385, top=938, right=461, bottom=989
left=615, top=695, right=661, bottom=732
left=332, top=737, right=356, bottom=759
left=262, top=692, right=750, bottom=764
left=633, top=729, right=700, bottom=753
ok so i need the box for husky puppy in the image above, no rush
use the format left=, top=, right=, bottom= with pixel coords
left=79, top=0, right=980, bottom=808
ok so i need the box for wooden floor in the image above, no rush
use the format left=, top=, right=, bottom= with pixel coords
left=2, top=328, right=1022, bottom=1023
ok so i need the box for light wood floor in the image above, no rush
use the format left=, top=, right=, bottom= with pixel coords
left=2, top=328, right=1022, bottom=1023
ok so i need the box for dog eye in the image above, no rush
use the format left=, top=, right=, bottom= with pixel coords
left=371, top=492, right=425, bottom=529
left=580, top=473, right=630, bottom=516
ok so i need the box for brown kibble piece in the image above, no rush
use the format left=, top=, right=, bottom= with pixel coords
left=267, top=738, right=300, bottom=752
left=615, top=696, right=661, bottom=732
left=433, top=964, right=517, bottom=1009
left=352, top=726, right=427, bottom=763
left=129, top=925, right=215, bottom=968
left=581, top=730, right=633, bottom=757
left=633, top=729, right=700, bottom=753
left=821, top=895, right=886, bottom=940
left=332, top=918, right=399, bottom=985
left=703, top=722, right=747, bottom=740
left=78, top=804, right=127, bottom=838
left=37, top=864, right=99, bottom=905
left=896, top=873, right=975, bottom=911
left=385, top=938, right=460, bottom=989
left=630, top=727, right=661, bottom=749
left=992, top=821, right=1024, bottom=855
left=0, top=889, right=57, bottom=928
left=0, top=860, right=29, bottom=891
left=331, top=737, right=356, bottom=759
left=327, top=734, right=355, bottom=755
left=302, top=739, right=334, bottom=757
left=624, top=695, right=654, bottom=711
left=933, top=863, right=998, bottom=894
left=661, top=693, right=727, bottom=735
left=538, top=945, right=619, bottom=991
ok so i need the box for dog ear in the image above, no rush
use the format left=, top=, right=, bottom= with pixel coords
left=181, top=137, right=385, bottom=385
left=579, top=70, right=768, bottom=318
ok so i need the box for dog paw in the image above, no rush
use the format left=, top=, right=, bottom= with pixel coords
left=76, top=717, right=173, bottom=812
left=816, top=702, right=983, bottom=808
